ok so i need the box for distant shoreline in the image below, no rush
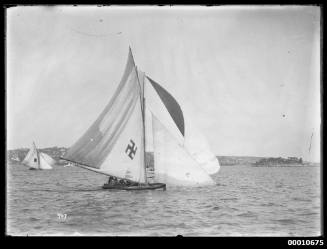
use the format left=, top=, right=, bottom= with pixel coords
left=251, top=164, right=318, bottom=167
left=6, top=147, right=320, bottom=167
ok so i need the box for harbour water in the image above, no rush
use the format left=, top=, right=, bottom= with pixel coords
left=6, top=164, right=321, bottom=236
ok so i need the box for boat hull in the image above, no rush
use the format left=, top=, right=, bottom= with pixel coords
left=102, top=182, right=166, bottom=191
left=29, top=168, right=37, bottom=170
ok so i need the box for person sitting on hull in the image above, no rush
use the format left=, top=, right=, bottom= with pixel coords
left=107, top=176, right=114, bottom=185
left=114, top=177, right=124, bottom=186
left=107, top=176, right=119, bottom=185
left=107, top=177, right=137, bottom=187
left=120, top=179, right=130, bottom=186
left=119, top=179, right=131, bottom=186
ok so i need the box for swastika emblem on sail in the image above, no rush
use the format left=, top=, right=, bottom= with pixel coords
left=125, top=139, right=137, bottom=160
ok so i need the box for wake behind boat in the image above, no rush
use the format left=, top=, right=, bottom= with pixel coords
left=61, top=47, right=220, bottom=190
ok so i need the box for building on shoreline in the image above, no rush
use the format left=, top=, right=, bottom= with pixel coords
left=253, top=157, right=304, bottom=166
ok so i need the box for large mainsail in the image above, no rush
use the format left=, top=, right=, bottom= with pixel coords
left=62, top=49, right=146, bottom=183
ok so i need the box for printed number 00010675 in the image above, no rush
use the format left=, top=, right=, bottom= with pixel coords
left=288, top=240, right=323, bottom=246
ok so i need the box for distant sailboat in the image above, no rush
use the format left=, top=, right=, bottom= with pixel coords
left=61, top=48, right=220, bottom=189
left=22, top=142, right=55, bottom=170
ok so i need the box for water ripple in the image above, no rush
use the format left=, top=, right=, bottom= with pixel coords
left=7, top=164, right=321, bottom=236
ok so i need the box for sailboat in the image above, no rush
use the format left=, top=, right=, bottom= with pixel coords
left=22, top=142, right=55, bottom=170
left=61, top=48, right=220, bottom=190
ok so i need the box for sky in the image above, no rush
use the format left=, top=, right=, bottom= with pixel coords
left=6, top=5, right=321, bottom=162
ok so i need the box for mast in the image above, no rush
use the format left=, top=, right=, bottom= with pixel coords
left=142, top=72, right=148, bottom=184
left=128, top=47, right=147, bottom=183
left=34, top=142, right=41, bottom=169
left=135, top=65, right=148, bottom=184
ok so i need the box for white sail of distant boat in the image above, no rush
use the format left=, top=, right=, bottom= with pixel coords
left=62, top=48, right=220, bottom=188
left=22, top=142, right=54, bottom=170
